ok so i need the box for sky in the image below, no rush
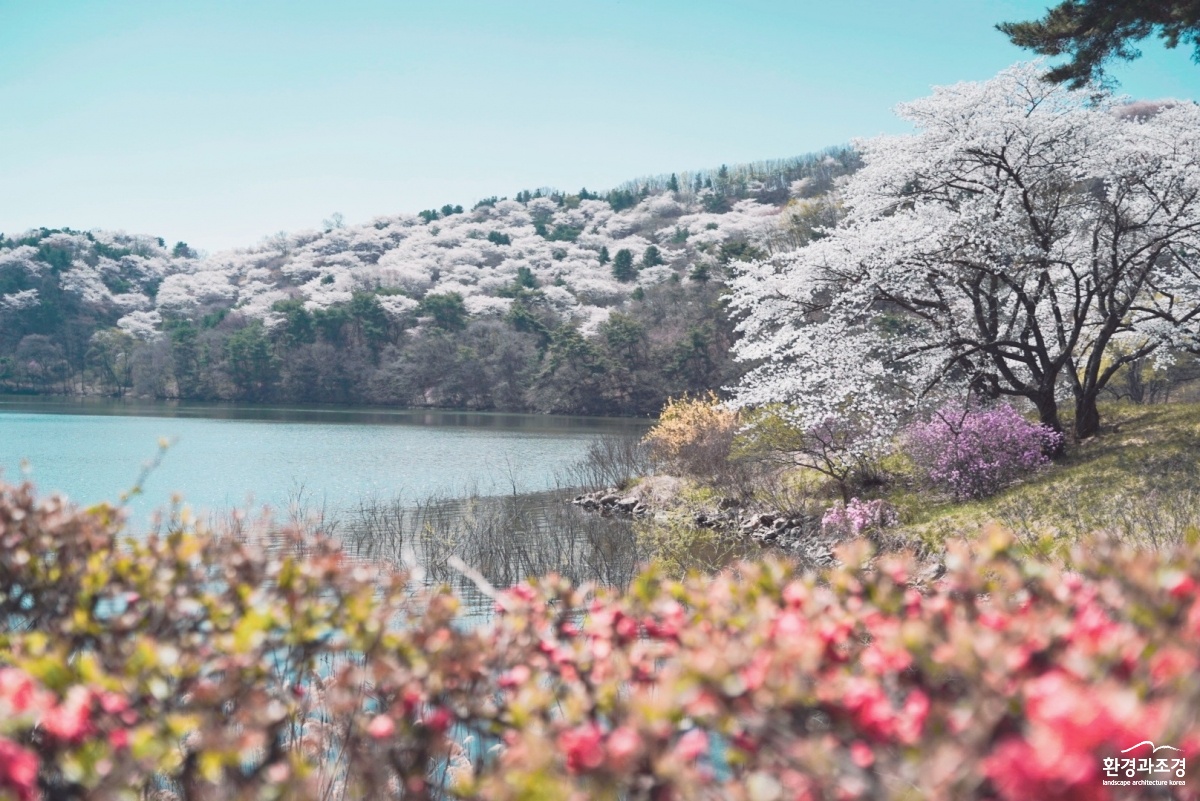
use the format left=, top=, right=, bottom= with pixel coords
left=1, top=1, right=1198, bottom=253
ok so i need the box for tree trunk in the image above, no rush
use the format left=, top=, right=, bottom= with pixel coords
left=1032, top=392, right=1066, bottom=457
left=1125, top=358, right=1146, bottom=404
left=1074, top=392, right=1101, bottom=440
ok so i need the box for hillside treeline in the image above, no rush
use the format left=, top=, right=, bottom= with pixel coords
left=2, top=276, right=737, bottom=415
left=0, top=149, right=859, bottom=414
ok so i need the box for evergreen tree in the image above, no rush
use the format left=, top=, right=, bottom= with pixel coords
left=598, top=246, right=610, bottom=265
left=716, top=164, right=730, bottom=194
left=226, top=322, right=277, bottom=401
left=612, top=249, right=636, bottom=282
left=418, top=292, right=468, bottom=331
left=667, top=173, right=680, bottom=192
left=642, top=245, right=664, bottom=268
left=514, top=266, right=538, bottom=289
left=1000, top=0, right=1200, bottom=87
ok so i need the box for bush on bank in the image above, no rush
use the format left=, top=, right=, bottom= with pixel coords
left=1, top=480, right=1199, bottom=800
left=904, top=406, right=1064, bottom=500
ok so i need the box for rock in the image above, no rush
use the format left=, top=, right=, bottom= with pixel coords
left=914, top=562, right=947, bottom=584
left=616, top=496, right=639, bottom=511
left=599, top=494, right=619, bottom=506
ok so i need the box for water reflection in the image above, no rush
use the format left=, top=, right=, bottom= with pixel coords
left=337, top=488, right=645, bottom=619
left=0, top=396, right=654, bottom=433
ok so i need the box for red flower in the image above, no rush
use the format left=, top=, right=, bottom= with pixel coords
left=740, top=651, right=772, bottom=692
left=1150, top=647, right=1194, bottom=684
left=983, top=736, right=1099, bottom=801
left=895, top=689, right=930, bottom=745
left=498, top=665, right=531, bottom=689
left=421, top=707, right=452, bottom=735
left=674, top=729, right=709, bottom=762
left=108, top=728, right=130, bottom=750
left=509, top=584, right=537, bottom=603
left=42, top=686, right=94, bottom=744
left=1165, top=573, right=1196, bottom=600
left=850, top=740, right=875, bottom=768
left=860, top=643, right=912, bottom=675
left=559, top=723, right=605, bottom=773
left=366, top=714, right=395, bottom=740
left=731, top=729, right=759, bottom=755
left=98, top=691, right=129, bottom=715
left=605, top=726, right=641, bottom=772
left=904, top=588, right=923, bottom=617
left=614, top=613, right=639, bottom=642
left=782, top=581, right=808, bottom=608
left=0, top=669, right=38, bottom=714
left=840, top=678, right=896, bottom=742
left=771, top=610, right=808, bottom=640
left=0, top=737, right=38, bottom=801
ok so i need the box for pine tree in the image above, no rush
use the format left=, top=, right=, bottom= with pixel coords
left=1000, top=0, right=1200, bottom=87
left=598, top=246, right=610, bottom=265
left=612, top=249, right=636, bottom=282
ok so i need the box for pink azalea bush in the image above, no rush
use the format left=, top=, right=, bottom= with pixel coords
left=821, top=497, right=900, bottom=538
left=2, top=480, right=1199, bottom=799
left=904, top=404, right=1065, bottom=499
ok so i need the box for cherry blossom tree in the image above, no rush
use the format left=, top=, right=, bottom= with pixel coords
left=730, top=63, right=1200, bottom=442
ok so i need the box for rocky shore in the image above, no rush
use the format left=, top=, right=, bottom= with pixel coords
left=571, top=485, right=852, bottom=567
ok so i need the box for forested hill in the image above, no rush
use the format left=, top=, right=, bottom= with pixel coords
left=0, top=148, right=857, bottom=416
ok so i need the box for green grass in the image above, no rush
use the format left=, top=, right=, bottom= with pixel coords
left=887, top=402, right=1200, bottom=548
left=636, top=401, right=1200, bottom=572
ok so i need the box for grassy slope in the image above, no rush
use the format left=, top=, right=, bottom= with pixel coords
left=886, top=402, right=1200, bottom=548
left=633, top=401, right=1200, bottom=575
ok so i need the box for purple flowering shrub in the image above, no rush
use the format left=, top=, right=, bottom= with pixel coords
left=822, top=497, right=900, bottom=537
left=904, top=405, right=1064, bottom=499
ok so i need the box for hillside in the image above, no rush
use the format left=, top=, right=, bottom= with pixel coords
left=0, top=149, right=857, bottom=414
left=891, top=401, right=1200, bottom=547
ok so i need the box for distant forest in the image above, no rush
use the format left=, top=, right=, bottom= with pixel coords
left=0, top=149, right=859, bottom=416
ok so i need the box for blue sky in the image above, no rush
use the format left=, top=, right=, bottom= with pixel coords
left=2, top=1, right=1198, bottom=251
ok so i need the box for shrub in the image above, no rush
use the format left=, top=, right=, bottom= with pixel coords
left=635, top=517, right=755, bottom=577
left=736, top=406, right=888, bottom=501
left=821, top=497, right=899, bottom=538
left=904, top=404, right=1064, bottom=499
left=3, top=480, right=1200, bottom=800
left=642, top=393, right=739, bottom=484
left=568, top=434, right=651, bottom=490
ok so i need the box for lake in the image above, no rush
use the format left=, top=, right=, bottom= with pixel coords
left=0, top=397, right=651, bottom=527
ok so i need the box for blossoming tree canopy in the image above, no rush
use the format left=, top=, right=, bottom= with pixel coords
left=729, top=62, right=1200, bottom=441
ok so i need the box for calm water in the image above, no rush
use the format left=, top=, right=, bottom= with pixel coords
left=0, top=398, right=650, bottom=526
